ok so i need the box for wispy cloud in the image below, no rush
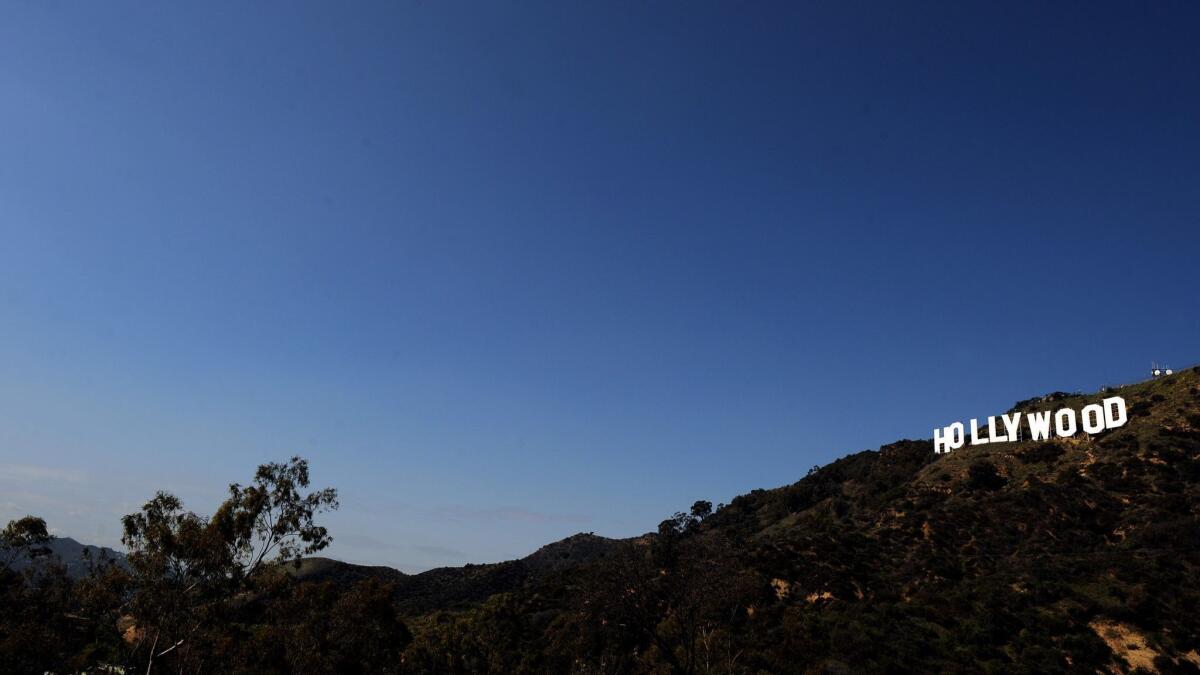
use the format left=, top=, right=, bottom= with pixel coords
left=413, top=544, right=469, bottom=560
left=0, top=464, right=87, bottom=484
left=429, top=505, right=593, bottom=526
left=335, top=532, right=400, bottom=551
left=342, top=496, right=595, bottom=527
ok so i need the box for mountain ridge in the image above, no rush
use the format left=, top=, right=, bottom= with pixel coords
left=13, top=366, right=1200, bottom=672
left=294, top=365, right=1200, bottom=672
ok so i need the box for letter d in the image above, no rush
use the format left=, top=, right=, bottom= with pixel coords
left=1103, top=396, right=1127, bottom=429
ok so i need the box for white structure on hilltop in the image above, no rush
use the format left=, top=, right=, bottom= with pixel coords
left=1151, top=362, right=1174, bottom=378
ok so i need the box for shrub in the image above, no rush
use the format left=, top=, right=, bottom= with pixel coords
left=967, top=461, right=1008, bottom=491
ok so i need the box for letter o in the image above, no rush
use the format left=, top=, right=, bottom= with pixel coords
left=948, top=422, right=965, bottom=449
left=1055, top=408, right=1077, bottom=437
left=1081, top=404, right=1105, bottom=434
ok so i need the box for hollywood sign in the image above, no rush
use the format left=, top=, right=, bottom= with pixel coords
left=934, top=396, right=1127, bottom=455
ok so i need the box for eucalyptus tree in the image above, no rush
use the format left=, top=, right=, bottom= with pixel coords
left=121, top=456, right=338, bottom=674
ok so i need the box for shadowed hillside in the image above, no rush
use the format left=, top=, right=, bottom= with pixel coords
left=1, top=537, right=126, bottom=578
left=390, top=367, right=1200, bottom=674
left=286, top=532, right=620, bottom=614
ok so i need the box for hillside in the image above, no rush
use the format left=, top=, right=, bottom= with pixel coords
left=388, top=367, right=1200, bottom=674
left=287, top=532, right=621, bottom=614
left=5, top=368, right=1199, bottom=674
left=1, top=537, right=126, bottom=579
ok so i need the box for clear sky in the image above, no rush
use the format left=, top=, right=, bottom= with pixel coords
left=1, top=2, right=1197, bottom=571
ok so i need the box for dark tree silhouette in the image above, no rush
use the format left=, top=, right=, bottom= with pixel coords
left=120, top=456, right=338, bottom=674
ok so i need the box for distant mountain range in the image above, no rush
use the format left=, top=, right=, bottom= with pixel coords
left=12, top=529, right=623, bottom=613
left=2, top=536, right=126, bottom=578
left=285, top=531, right=624, bottom=614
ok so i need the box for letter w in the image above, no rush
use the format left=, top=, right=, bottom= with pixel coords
left=1027, top=411, right=1052, bottom=441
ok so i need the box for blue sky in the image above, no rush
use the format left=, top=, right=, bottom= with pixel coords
left=1, top=2, right=1197, bottom=571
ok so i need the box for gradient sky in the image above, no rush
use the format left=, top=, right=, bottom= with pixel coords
left=1, top=2, right=1197, bottom=571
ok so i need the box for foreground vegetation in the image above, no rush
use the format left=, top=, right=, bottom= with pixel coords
left=3, top=369, right=1200, bottom=673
